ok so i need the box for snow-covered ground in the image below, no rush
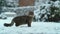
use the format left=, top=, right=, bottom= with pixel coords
left=0, top=17, right=60, bottom=34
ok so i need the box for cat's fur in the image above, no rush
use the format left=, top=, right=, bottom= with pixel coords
left=4, top=12, right=34, bottom=27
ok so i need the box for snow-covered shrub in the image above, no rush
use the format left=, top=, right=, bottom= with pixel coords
left=0, top=0, right=7, bottom=14
left=34, top=4, right=51, bottom=22
left=44, top=1, right=60, bottom=22
left=5, top=0, right=19, bottom=7
left=34, top=0, right=60, bottom=22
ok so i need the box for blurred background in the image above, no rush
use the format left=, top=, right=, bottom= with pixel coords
left=0, top=0, right=60, bottom=22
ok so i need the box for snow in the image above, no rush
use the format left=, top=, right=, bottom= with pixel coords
left=0, top=17, right=60, bottom=34
left=54, top=1, right=60, bottom=8
left=1, top=0, right=60, bottom=34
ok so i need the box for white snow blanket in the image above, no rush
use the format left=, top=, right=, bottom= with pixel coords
left=0, top=17, right=60, bottom=34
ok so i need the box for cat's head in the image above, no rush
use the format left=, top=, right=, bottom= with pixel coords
left=28, top=11, right=34, bottom=17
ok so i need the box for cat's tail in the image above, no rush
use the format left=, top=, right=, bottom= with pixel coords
left=4, top=20, right=14, bottom=27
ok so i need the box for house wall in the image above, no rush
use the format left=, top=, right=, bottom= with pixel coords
left=19, top=0, right=35, bottom=6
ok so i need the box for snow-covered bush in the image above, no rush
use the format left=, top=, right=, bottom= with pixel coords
left=0, top=0, right=7, bottom=14
left=34, top=0, right=60, bottom=22
left=34, top=4, right=51, bottom=22
left=5, top=0, right=19, bottom=7
left=48, top=1, right=60, bottom=22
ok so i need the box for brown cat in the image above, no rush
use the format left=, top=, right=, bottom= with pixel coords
left=4, top=12, right=34, bottom=27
